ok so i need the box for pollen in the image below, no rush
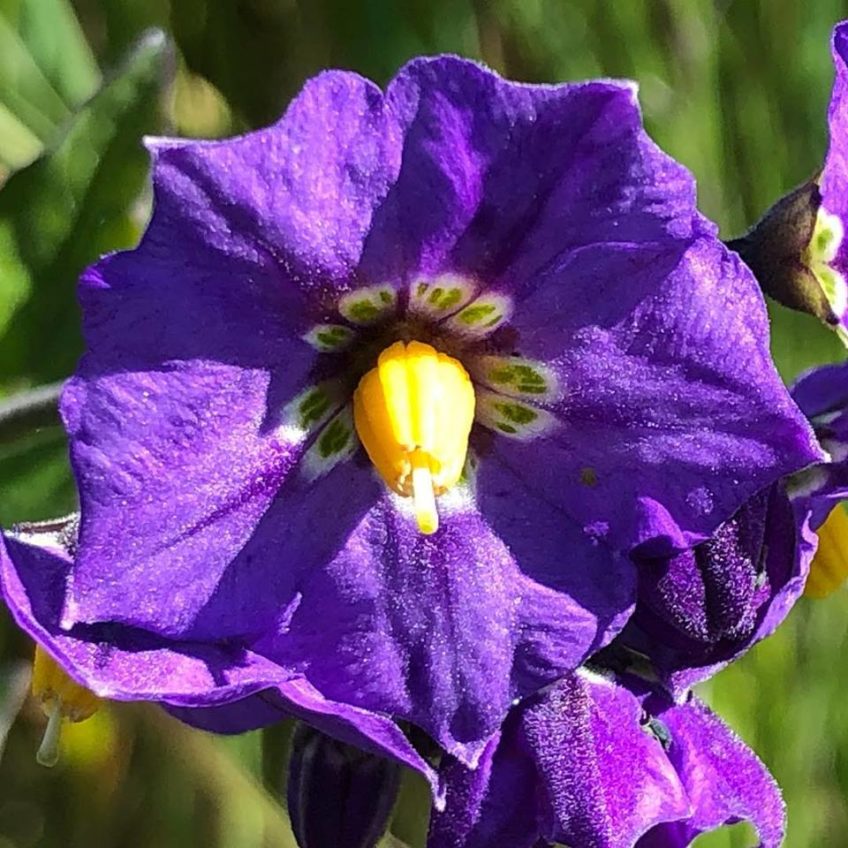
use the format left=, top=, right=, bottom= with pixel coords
left=353, top=340, right=476, bottom=534
left=31, top=645, right=100, bottom=766
left=806, top=502, right=848, bottom=599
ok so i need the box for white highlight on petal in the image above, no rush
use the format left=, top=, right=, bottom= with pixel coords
left=812, top=410, right=842, bottom=427
left=278, top=382, right=343, bottom=444
left=474, top=389, right=557, bottom=440
left=408, top=274, right=475, bottom=318
left=302, top=406, right=359, bottom=481
left=388, top=478, right=475, bottom=526
left=786, top=466, right=831, bottom=500
left=338, top=284, right=398, bottom=325
left=812, top=208, right=844, bottom=264
left=445, top=293, right=513, bottom=337
left=822, top=438, right=848, bottom=463
left=302, top=324, right=355, bottom=352
left=806, top=206, right=848, bottom=324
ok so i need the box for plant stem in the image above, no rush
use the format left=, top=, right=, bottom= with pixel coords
left=0, top=382, right=64, bottom=444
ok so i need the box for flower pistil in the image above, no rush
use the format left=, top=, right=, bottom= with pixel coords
left=353, top=340, right=475, bottom=534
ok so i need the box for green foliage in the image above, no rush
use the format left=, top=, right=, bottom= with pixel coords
left=0, top=2, right=848, bottom=847
left=0, top=29, right=168, bottom=390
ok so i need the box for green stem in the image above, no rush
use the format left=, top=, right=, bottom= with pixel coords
left=0, top=381, right=64, bottom=443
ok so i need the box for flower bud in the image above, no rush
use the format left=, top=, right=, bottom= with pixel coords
left=287, top=724, right=401, bottom=848
left=729, top=180, right=848, bottom=336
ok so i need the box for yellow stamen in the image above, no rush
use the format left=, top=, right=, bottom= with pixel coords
left=353, top=340, right=476, bottom=534
left=806, top=502, right=848, bottom=598
left=31, top=645, right=100, bottom=767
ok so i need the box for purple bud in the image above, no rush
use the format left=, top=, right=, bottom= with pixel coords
left=287, top=724, right=401, bottom=848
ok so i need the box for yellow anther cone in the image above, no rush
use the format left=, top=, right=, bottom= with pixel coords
left=806, top=503, right=848, bottom=599
left=353, top=340, right=475, bottom=534
left=32, top=645, right=100, bottom=766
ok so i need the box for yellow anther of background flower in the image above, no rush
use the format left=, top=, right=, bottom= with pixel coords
left=31, top=645, right=100, bottom=767
left=806, top=503, right=848, bottom=599
left=353, top=340, right=476, bottom=535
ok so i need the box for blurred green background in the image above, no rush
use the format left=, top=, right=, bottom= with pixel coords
left=1, top=0, right=848, bottom=846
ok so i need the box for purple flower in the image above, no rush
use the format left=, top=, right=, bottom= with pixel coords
left=55, top=57, right=817, bottom=762
left=429, top=670, right=784, bottom=848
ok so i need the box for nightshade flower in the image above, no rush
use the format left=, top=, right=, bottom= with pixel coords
left=57, top=56, right=818, bottom=762
left=429, top=669, right=784, bottom=848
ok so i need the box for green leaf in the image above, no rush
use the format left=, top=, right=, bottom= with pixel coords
left=0, top=425, right=75, bottom=524
left=0, top=30, right=170, bottom=392
left=0, top=0, right=100, bottom=109
left=171, top=0, right=301, bottom=127
left=0, top=0, right=101, bottom=168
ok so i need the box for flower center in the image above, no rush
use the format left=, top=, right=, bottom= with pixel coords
left=353, top=340, right=476, bottom=535
left=32, top=645, right=100, bottom=766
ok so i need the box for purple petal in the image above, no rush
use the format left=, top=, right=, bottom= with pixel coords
left=60, top=68, right=406, bottom=632
left=0, top=531, right=284, bottom=705
left=640, top=695, right=785, bottom=848
left=792, top=361, right=848, bottom=419
left=790, top=362, right=848, bottom=511
left=822, top=23, right=848, bottom=252
left=0, top=530, right=440, bottom=794
left=525, top=675, right=690, bottom=848
left=359, top=59, right=697, bottom=285
left=504, top=237, right=822, bottom=554
left=624, top=485, right=814, bottom=692
left=144, top=70, right=400, bottom=292
left=254, top=474, right=634, bottom=764
left=430, top=673, right=691, bottom=848
left=428, top=723, right=542, bottom=848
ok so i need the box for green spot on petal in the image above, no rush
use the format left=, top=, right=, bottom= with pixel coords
left=458, top=303, right=497, bottom=325
left=316, top=328, right=349, bottom=348
left=496, top=423, right=518, bottom=434
left=299, top=390, right=332, bottom=428
left=348, top=300, right=380, bottom=321
left=495, top=402, right=538, bottom=425
left=817, top=228, right=836, bottom=255
left=580, top=467, right=598, bottom=487
left=318, top=418, right=351, bottom=458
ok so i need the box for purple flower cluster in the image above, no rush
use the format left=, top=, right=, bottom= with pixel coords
left=6, top=29, right=848, bottom=848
